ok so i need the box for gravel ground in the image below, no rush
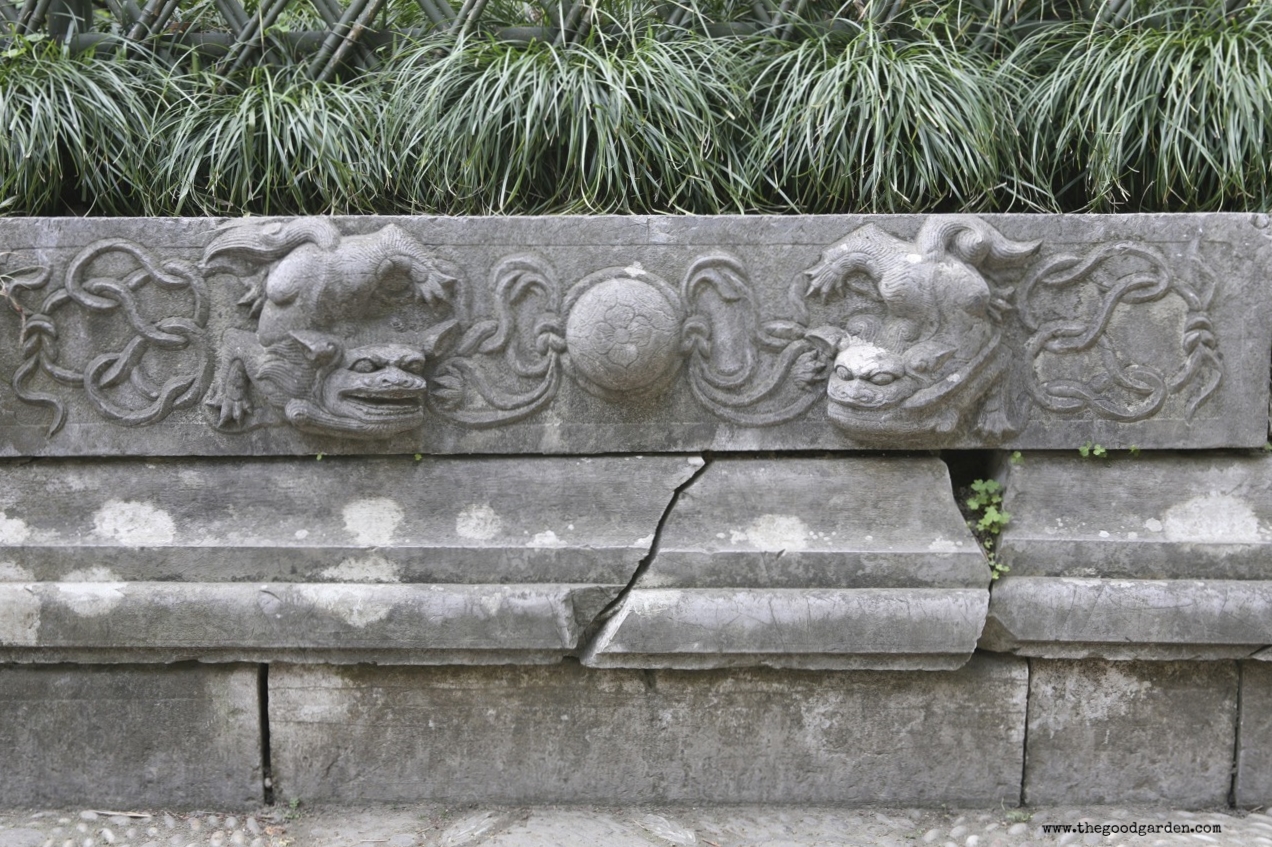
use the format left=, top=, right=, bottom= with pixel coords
left=0, top=805, right=1268, bottom=847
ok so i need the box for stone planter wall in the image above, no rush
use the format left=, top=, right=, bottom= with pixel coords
left=0, top=214, right=1269, bottom=807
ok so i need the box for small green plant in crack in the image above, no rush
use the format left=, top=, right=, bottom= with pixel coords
left=1009, top=450, right=1023, bottom=466
left=1078, top=441, right=1107, bottom=458
left=966, top=478, right=1011, bottom=579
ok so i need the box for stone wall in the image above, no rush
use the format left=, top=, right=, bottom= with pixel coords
left=0, top=214, right=1269, bottom=807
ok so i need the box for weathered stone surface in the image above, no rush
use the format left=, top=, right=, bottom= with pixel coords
left=0, top=455, right=695, bottom=663
left=998, top=453, right=1272, bottom=580
left=983, top=578, right=1272, bottom=660
left=1237, top=660, right=1272, bottom=807
left=985, top=453, right=1272, bottom=659
left=0, top=663, right=260, bottom=807
left=269, top=654, right=1027, bottom=805
left=0, top=215, right=1265, bottom=456
left=1024, top=659, right=1238, bottom=806
left=583, top=457, right=989, bottom=670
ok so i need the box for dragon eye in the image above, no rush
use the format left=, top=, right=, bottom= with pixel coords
left=835, top=365, right=853, bottom=381
left=350, top=358, right=380, bottom=374
left=400, top=358, right=427, bottom=376
left=870, top=373, right=897, bottom=386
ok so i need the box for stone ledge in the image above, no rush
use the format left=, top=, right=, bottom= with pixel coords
left=582, top=456, right=990, bottom=670
left=583, top=588, right=989, bottom=670
left=983, top=577, right=1272, bottom=660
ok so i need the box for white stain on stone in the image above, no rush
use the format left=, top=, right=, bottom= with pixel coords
left=0, top=562, right=34, bottom=581
left=632, top=534, right=655, bottom=548
left=928, top=537, right=960, bottom=552
left=1163, top=492, right=1263, bottom=543
left=310, top=585, right=391, bottom=628
left=526, top=530, right=566, bottom=548
left=93, top=501, right=176, bottom=546
left=456, top=503, right=502, bottom=541
left=1098, top=530, right=1110, bottom=538
left=342, top=498, right=404, bottom=546
left=0, top=585, right=40, bottom=645
left=294, top=529, right=309, bottom=540
left=321, top=554, right=401, bottom=583
left=57, top=567, right=125, bottom=617
left=736, top=514, right=809, bottom=552
left=1144, top=518, right=1163, bottom=533
left=0, top=512, right=31, bottom=545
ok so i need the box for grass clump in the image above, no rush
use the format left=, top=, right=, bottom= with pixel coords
left=1018, top=3, right=1272, bottom=211
left=748, top=23, right=1012, bottom=213
left=144, top=65, right=385, bottom=215
left=0, top=36, right=164, bottom=214
left=381, top=23, right=753, bottom=214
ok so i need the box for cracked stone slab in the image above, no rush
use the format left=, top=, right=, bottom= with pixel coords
left=583, top=457, right=990, bottom=670
left=0, top=215, right=1266, bottom=457
left=0, top=455, right=696, bottom=663
left=1238, top=661, right=1272, bottom=807
left=1025, top=659, right=1238, bottom=806
left=269, top=654, right=1026, bottom=805
left=0, top=663, right=261, bottom=807
left=985, top=453, right=1272, bottom=659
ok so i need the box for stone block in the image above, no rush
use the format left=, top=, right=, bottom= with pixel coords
left=0, top=662, right=261, bottom=807
left=269, top=654, right=1027, bottom=805
left=998, top=453, right=1272, bottom=580
left=583, top=457, right=989, bottom=670
left=1237, top=661, right=1272, bottom=807
left=0, top=215, right=1264, bottom=456
left=1024, top=659, right=1238, bottom=806
left=986, top=453, right=1272, bottom=659
left=0, top=455, right=695, bottom=663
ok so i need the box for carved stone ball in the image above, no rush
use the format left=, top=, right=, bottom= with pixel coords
left=565, top=277, right=681, bottom=393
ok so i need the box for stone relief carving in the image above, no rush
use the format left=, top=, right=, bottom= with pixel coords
left=0, top=216, right=1232, bottom=446
left=1017, top=239, right=1221, bottom=422
left=9, top=239, right=210, bottom=435
left=202, top=219, right=462, bottom=438
left=797, top=217, right=1041, bottom=443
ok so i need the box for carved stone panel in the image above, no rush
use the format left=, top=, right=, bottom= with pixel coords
left=0, top=215, right=1266, bottom=455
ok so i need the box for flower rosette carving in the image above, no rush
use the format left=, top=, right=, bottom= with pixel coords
left=12, top=239, right=211, bottom=435
left=562, top=267, right=684, bottom=402
left=1017, top=239, right=1221, bottom=423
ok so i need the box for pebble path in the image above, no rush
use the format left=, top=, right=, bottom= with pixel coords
left=1, top=805, right=1268, bottom=847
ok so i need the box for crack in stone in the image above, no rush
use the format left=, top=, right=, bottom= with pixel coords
left=572, top=453, right=713, bottom=655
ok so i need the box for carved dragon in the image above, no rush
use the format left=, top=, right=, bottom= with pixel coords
left=202, top=219, right=460, bottom=439
left=803, top=217, right=1040, bottom=443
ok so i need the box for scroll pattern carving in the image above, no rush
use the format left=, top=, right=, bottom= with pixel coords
left=0, top=216, right=1230, bottom=444
left=9, top=239, right=210, bottom=435
left=1018, top=240, right=1221, bottom=422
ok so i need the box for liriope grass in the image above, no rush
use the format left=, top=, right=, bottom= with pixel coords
left=0, top=37, right=165, bottom=214
left=381, top=23, right=754, bottom=214
left=1018, top=3, right=1272, bottom=211
left=748, top=24, right=1013, bottom=213
left=143, top=65, right=386, bottom=215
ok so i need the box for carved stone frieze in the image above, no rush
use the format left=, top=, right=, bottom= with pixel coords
left=0, top=214, right=1265, bottom=454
